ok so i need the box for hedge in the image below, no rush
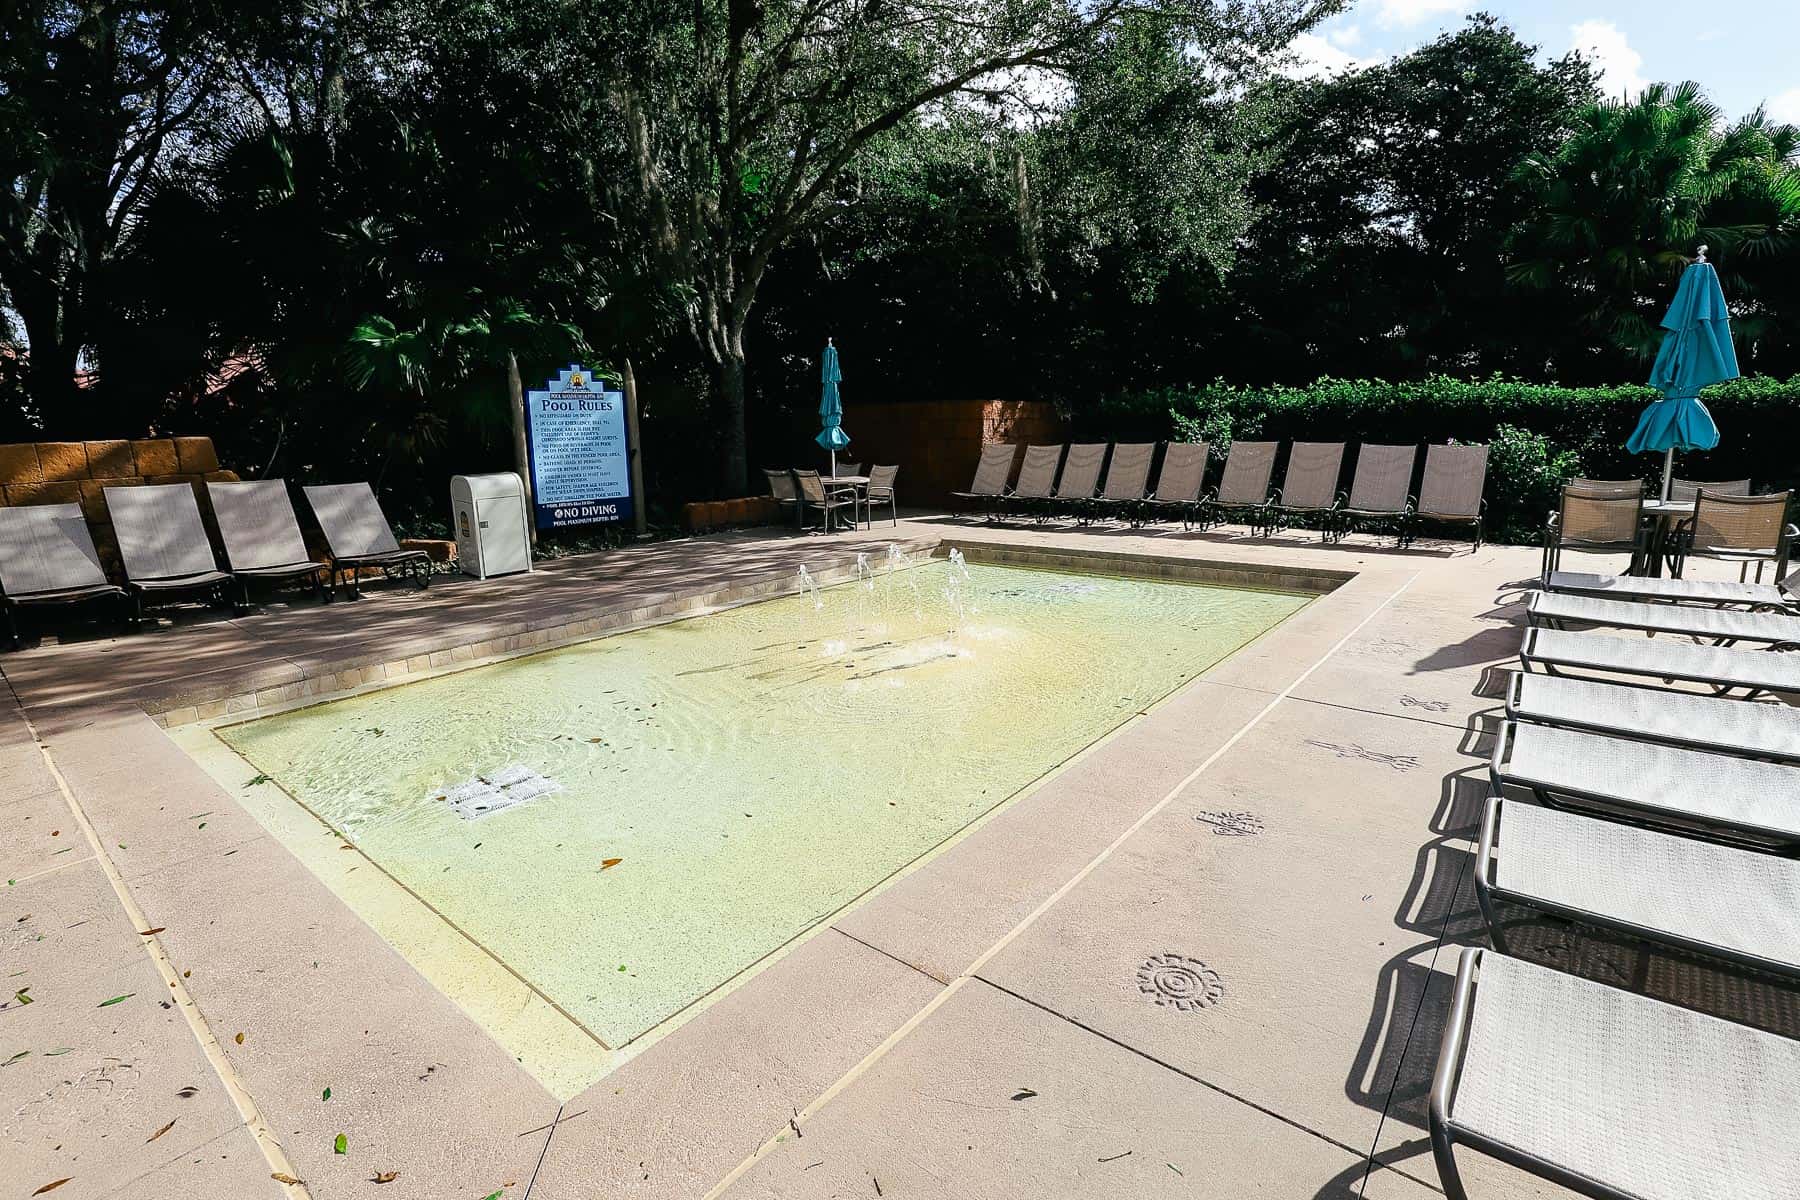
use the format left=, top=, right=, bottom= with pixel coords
left=1095, top=376, right=1800, bottom=544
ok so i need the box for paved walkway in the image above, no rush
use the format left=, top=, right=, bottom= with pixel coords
left=0, top=513, right=1677, bottom=1199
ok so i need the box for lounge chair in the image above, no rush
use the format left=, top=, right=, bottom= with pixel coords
left=205, top=480, right=329, bottom=607
left=1668, top=477, right=1751, bottom=502
left=949, top=444, right=1015, bottom=518
left=1474, top=797, right=1800, bottom=982
left=1414, top=444, right=1489, bottom=548
left=764, top=468, right=802, bottom=528
left=1489, top=719, right=1800, bottom=848
left=999, top=444, right=1063, bottom=520
left=1668, top=489, right=1796, bottom=583
left=104, top=483, right=235, bottom=620
left=1047, top=443, right=1106, bottom=521
left=1334, top=443, right=1418, bottom=545
left=793, top=469, right=858, bottom=533
left=1542, top=569, right=1793, bottom=611
left=1520, top=626, right=1800, bottom=698
left=1429, top=947, right=1800, bottom=1200
left=864, top=464, right=899, bottom=527
left=1526, top=589, right=1800, bottom=648
left=1089, top=442, right=1154, bottom=523
left=1197, top=440, right=1277, bottom=534
left=1505, top=671, right=1800, bottom=763
left=1142, top=442, right=1209, bottom=527
left=1540, top=481, right=1648, bottom=582
left=302, top=482, right=431, bottom=598
left=0, top=503, right=129, bottom=647
left=1266, top=441, right=1344, bottom=540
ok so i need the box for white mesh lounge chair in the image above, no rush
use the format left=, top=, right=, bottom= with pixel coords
left=0, top=503, right=129, bottom=647
left=1266, top=441, right=1344, bottom=540
left=1541, top=482, right=1648, bottom=582
left=1143, top=442, right=1209, bottom=527
left=1335, top=443, right=1418, bottom=545
left=1526, top=589, right=1800, bottom=648
left=1543, top=569, right=1793, bottom=611
left=1090, top=443, right=1155, bottom=523
left=1415, top=444, right=1489, bottom=548
left=1475, top=798, right=1800, bottom=983
left=1047, top=442, right=1106, bottom=521
left=949, top=444, right=1015, bottom=519
left=1429, top=947, right=1800, bottom=1200
left=301, top=482, right=431, bottom=599
left=1198, top=440, right=1278, bottom=534
left=1490, top=719, right=1800, bottom=848
left=1520, top=627, right=1800, bottom=698
left=1506, top=672, right=1800, bottom=763
left=104, top=483, right=234, bottom=621
left=205, top=480, right=329, bottom=607
left=999, top=444, right=1063, bottom=519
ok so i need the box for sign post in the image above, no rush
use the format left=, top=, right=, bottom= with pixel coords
left=522, top=364, right=635, bottom=531
left=622, top=357, right=648, bottom=537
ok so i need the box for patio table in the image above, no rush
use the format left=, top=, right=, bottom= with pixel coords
left=821, top=474, right=870, bottom=528
left=1635, top=498, right=1695, bottom=577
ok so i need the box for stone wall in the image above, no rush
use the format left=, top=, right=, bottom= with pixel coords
left=824, top=400, right=1067, bottom=509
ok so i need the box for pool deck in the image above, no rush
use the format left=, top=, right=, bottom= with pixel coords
left=1, top=513, right=1729, bottom=1199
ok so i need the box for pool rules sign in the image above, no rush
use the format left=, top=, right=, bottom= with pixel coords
left=523, top=365, right=634, bottom=530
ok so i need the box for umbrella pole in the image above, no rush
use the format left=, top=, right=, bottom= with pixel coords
left=1661, top=448, right=1673, bottom=501
left=830, top=449, right=837, bottom=478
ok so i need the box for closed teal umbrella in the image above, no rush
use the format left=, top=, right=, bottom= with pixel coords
left=816, top=339, right=850, bottom=475
left=1627, top=252, right=1735, bottom=499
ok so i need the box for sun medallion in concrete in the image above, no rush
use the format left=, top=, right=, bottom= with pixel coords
left=1137, top=954, right=1225, bottom=1012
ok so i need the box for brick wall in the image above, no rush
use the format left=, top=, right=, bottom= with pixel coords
left=824, top=400, right=1067, bottom=509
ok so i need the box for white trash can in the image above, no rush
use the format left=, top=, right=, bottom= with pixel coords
left=450, top=472, right=533, bottom=580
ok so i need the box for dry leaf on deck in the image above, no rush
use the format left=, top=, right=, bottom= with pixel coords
left=146, top=1118, right=177, bottom=1142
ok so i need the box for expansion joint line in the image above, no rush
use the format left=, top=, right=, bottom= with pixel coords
left=702, top=571, right=1423, bottom=1198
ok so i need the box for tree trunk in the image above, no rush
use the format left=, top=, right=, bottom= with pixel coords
left=708, top=323, right=751, bottom=497
left=16, top=298, right=83, bottom=436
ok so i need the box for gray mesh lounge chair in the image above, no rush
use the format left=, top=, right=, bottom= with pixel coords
left=1669, top=489, right=1796, bottom=583
left=1047, top=442, right=1106, bottom=521
left=764, top=468, right=802, bottom=527
left=1198, top=440, right=1277, bottom=534
left=1090, top=442, right=1154, bottom=523
left=1335, top=443, right=1418, bottom=545
left=949, top=443, right=1015, bottom=519
left=1475, top=797, right=1800, bottom=983
left=1540, top=481, right=1649, bottom=582
left=1429, top=946, right=1800, bottom=1200
left=1490, top=719, right=1800, bottom=848
left=864, top=464, right=899, bottom=527
left=1415, top=444, right=1489, bottom=548
left=206, top=480, right=329, bottom=607
left=793, top=469, right=858, bottom=533
left=999, top=444, right=1063, bottom=519
left=0, top=503, right=128, bottom=647
left=1521, top=626, right=1800, bottom=698
left=1267, top=441, right=1344, bottom=540
left=1143, top=442, right=1209, bottom=527
left=1526, top=589, right=1800, bottom=648
left=1506, top=672, right=1800, bottom=763
left=302, top=482, right=431, bottom=599
left=1542, top=569, right=1792, bottom=611
left=1668, top=476, right=1751, bottom=502
left=104, top=483, right=234, bottom=620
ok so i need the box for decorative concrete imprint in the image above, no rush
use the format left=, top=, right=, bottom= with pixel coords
left=1195, top=810, right=1264, bottom=836
left=1137, top=954, right=1225, bottom=1012
left=1399, top=694, right=1451, bottom=713
left=1302, top=739, right=1420, bottom=772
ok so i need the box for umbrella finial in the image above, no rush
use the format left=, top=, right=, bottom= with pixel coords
left=1695, top=244, right=1708, bottom=263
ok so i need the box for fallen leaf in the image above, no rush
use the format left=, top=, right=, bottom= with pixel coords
left=234, top=1032, right=245, bottom=1045
left=13, top=988, right=31, bottom=1006
left=146, top=1118, right=177, bottom=1143
left=182, top=970, right=191, bottom=978
left=31, top=1179, right=72, bottom=1195
left=271, top=1173, right=304, bottom=1186
left=600, top=858, right=622, bottom=870
left=480, top=1192, right=503, bottom=1200
left=97, top=993, right=134, bottom=1007
left=322, top=1086, right=332, bottom=1101
left=1010, top=1088, right=1037, bottom=1101
left=334, top=1133, right=347, bottom=1154
left=4, top=1050, right=29, bottom=1066
left=587, top=737, right=603, bottom=743
left=373, top=1170, right=398, bottom=1183
left=176, top=1086, right=199, bottom=1097
left=44, top=1047, right=72, bottom=1056
left=138, top=927, right=165, bottom=936
left=245, top=774, right=272, bottom=787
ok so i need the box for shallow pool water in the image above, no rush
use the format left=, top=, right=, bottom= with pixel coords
left=219, top=560, right=1309, bottom=1047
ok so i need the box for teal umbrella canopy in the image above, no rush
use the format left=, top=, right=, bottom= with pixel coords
left=1627, top=260, right=1734, bottom=457
left=816, top=342, right=850, bottom=452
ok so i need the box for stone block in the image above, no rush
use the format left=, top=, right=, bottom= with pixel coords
left=3, top=480, right=82, bottom=506
left=34, top=441, right=88, bottom=481
left=0, top=443, right=42, bottom=485
left=174, top=436, right=219, bottom=473
left=131, top=438, right=179, bottom=476
left=84, top=439, right=136, bottom=477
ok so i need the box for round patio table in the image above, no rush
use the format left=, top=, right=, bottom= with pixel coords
left=1636, top=498, right=1695, bottom=577
left=821, top=475, right=870, bottom=529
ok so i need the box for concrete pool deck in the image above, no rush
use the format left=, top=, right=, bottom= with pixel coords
left=2, top=513, right=1713, bottom=1199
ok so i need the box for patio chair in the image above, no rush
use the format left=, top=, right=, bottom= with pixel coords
left=1540, top=481, right=1648, bottom=583
left=1525, top=589, right=1800, bottom=648
left=864, top=464, right=899, bottom=527
left=1414, top=444, right=1489, bottom=548
left=1334, top=443, right=1418, bottom=545
left=1520, top=626, right=1800, bottom=699
left=0, top=503, right=129, bottom=648
left=302, top=482, right=431, bottom=599
left=1505, top=671, right=1800, bottom=763
left=793, top=469, right=858, bottom=533
left=104, top=482, right=235, bottom=621
left=1668, top=477, right=1751, bottom=503
left=1047, top=442, right=1106, bottom=521
left=1669, top=489, right=1796, bottom=583
left=1473, top=798, right=1800, bottom=986
left=1266, top=441, right=1344, bottom=540
left=1142, top=442, right=1209, bottom=527
left=1089, top=442, right=1155, bottom=523
left=1197, top=440, right=1278, bottom=534
left=1428, top=947, right=1800, bottom=1200
left=1541, top=569, right=1793, bottom=612
left=999, top=444, right=1063, bottom=520
left=1569, top=477, right=1644, bottom=491
left=763, top=468, right=802, bottom=528
left=833, top=462, right=864, bottom=479
left=1489, top=719, right=1800, bottom=849
left=205, top=480, right=329, bottom=607
left=949, top=443, right=1015, bottom=519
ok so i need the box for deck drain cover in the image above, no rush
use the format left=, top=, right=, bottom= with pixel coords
left=433, top=764, right=561, bottom=820
left=1195, top=810, right=1263, bottom=836
left=1137, top=954, right=1224, bottom=1012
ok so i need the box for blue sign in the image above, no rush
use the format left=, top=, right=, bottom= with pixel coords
left=523, top=364, right=633, bottom=530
